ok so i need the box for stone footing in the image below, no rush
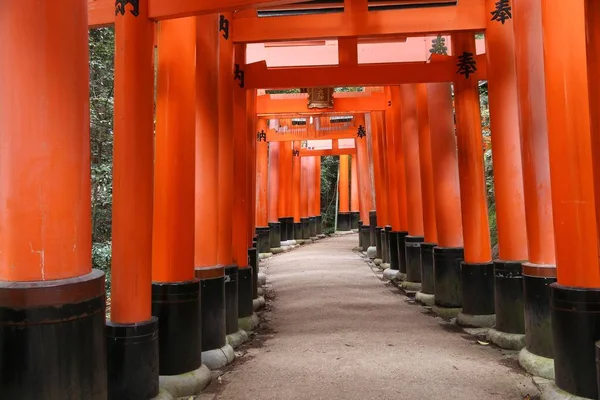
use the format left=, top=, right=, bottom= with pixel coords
left=271, top=247, right=284, bottom=254
left=401, top=281, right=422, bottom=293
left=201, top=344, right=235, bottom=370
left=486, top=327, right=526, bottom=350
left=456, top=312, right=496, bottom=328
left=383, top=268, right=398, bottom=281
left=253, top=296, right=266, bottom=311
left=432, top=305, right=462, bottom=320
left=259, top=252, right=273, bottom=259
left=533, top=377, right=593, bottom=400
left=519, top=347, right=555, bottom=381
left=227, top=329, right=249, bottom=350
left=367, top=246, right=377, bottom=259
left=239, top=313, right=260, bottom=332
left=258, top=272, right=267, bottom=286
left=158, top=365, right=212, bottom=399
left=415, top=291, right=435, bottom=307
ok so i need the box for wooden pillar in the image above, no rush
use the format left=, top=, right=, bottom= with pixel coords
left=293, top=141, right=302, bottom=239
left=350, top=153, right=360, bottom=230
left=338, top=154, right=351, bottom=231
left=486, top=0, right=529, bottom=341
left=300, top=156, right=311, bottom=239
left=355, top=114, right=374, bottom=250
left=542, top=1, right=600, bottom=397
left=400, top=84, right=425, bottom=286
left=278, top=141, right=293, bottom=241
left=307, top=156, right=318, bottom=237
left=268, top=141, right=282, bottom=248
left=450, top=32, right=492, bottom=320
left=0, top=2, right=106, bottom=397
left=108, top=1, right=157, bottom=397
left=371, top=112, right=388, bottom=260
left=152, top=17, right=201, bottom=376
left=314, top=156, right=323, bottom=235
left=425, top=83, right=464, bottom=308
left=512, top=0, right=556, bottom=362
left=246, top=89, right=257, bottom=247
left=255, top=118, right=270, bottom=253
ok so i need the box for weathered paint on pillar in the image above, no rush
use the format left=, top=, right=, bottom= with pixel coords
left=195, top=14, right=219, bottom=269
left=233, top=43, right=248, bottom=268
left=256, top=119, right=269, bottom=226
left=400, top=84, right=424, bottom=237
left=247, top=89, right=258, bottom=246
left=217, top=12, right=234, bottom=266
left=416, top=84, right=438, bottom=245
left=112, top=0, right=155, bottom=322
left=301, top=157, right=310, bottom=218
left=390, top=87, right=409, bottom=231
left=268, top=142, right=281, bottom=223
left=452, top=33, right=492, bottom=264
left=339, top=155, right=350, bottom=213
left=0, top=2, right=92, bottom=282
left=385, top=88, right=401, bottom=231
left=371, top=112, right=388, bottom=226
left=152, top=18, right=196, bottom=283
left=485, top=0, right=528, bottom=262
left=427, top=84, right=464, bottom=248
left=351, top=154, right=360, bottom=213
left=307, top=157, right=316, bottom=217
left=279, top=141, right=293, bottom=219
left=313, top=156, right=322, bottom=217
left=293, top=141, right=302, bottom=222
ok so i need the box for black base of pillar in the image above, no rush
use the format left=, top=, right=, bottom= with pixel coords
left=249, top=247, right=259, bottom=300
left=461, top=261, right=495, bottom=316
left=360, top=224, right=370, bottom=250
left=523, top=264, right=556, bottom=359
left=369, top=211, right=377, bottom=247
left=389, top=231, right=400, bottom=270
left=316, top=215, right=323, bottom=235
left=338, top=212, right=352, bottom=231
left=195, top=267, right=226, bottom=351
left=301, top=217, right=310, bottom=239
left=152, top=280, right=202, bottom=376
left=494, top=260, right=525, bottom=334
left=278, top=217, right=289, bottom=241
left=381, top=228, right=388, bottom=263
left=384, top=226, right=392, bottom=263
left=551, top=283, right=600, bottom=399
left=358, top=220, right=364, bottom=248
left=433, top=247, right=464, bottom=308
left=375, top=226, right=383, bottom=259
left=0, top=270, right=107, bottom=399
left=256, top=226, right=270, bottom=254
left=398, top=231, right=408, bottom=274
left=224, top=265, right=239, bottom=335
left=309, top=216, right=317, bottom=238
left=351, top=211, right=360, bottom=230
left=420, top=242, right=436, bottom=294
left=268, top=222, right=281, bottom=248
left=285, top=217, right=295, bottom=241
left=405, top=235, right=424, bottom=282
left=107, top=317, right=159, bottom=400
left=238, top=267, right=254, bottom=318
left=294, top=222, right=302, bottom=240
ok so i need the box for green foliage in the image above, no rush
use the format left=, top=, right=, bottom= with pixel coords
left=89, top=28, right=115, bottom=290
left=266, top=89, right=301, bottom=94
left=334, top=87, right=364, bottom=92
left=320, top=156, right=339, bottom=234
left=429, top=34, right=448, bottom=56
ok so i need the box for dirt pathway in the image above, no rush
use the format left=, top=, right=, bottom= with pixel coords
left=206, top=234, right=538, bottom=400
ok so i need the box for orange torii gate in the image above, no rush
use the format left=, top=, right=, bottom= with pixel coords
left=4, top=0, right=600, bottom=399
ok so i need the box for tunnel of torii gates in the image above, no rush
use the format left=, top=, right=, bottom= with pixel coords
left=2, top=0, right=600, bottom=399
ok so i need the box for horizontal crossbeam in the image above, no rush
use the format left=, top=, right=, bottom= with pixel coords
left=299, top=148, right=357, bottom=157
left=266, top=128, right=358, bottom=142
left=257, top=92, right=386, bottom=115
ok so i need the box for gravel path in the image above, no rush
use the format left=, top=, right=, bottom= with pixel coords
left=208, top=234, right=538, bottom=400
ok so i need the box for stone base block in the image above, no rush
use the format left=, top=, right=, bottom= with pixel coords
left=401, top=281, right=422, bottom=292
left=257, top=287, right=264, bottom=296
left=367, top=246, right=377, bottom=259
left=432, top=305, right=462, bottom=320
left=533, top=377, right=593, bottom=400
left=271, top=247, right=284, bottom=254
left=259, top=252, right=273, bottom=259
left=374, top=258, right=382, bottom=266
left=159, top=365, right=212, bottom=399
left=253, top=296, right=266, bottom=311
left=416, top=291, right=435, bottom=306
left=383, top=269, right=398, bottom=281
left=380, top=263, right=390, bottom=270
left=318, top=234, right=326, bottom=239
left=239, top=313, right=260, bottom=332
left=226, top=329, right=249, bottom=350
left=397, top=272, right=407, bottom=282
left=487, top=327, right=526, bottom=350
left=456, top=312, right=496, bottom=328
left=519, top=347, right=555, bottom=380
left=201, top=344, right=235, bottom=370
left=258, top=272, right=267, bottom=286
left=152, top=389, right=174, bottom=400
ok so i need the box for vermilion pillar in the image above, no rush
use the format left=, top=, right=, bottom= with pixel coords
left=313, top=156, right=323, bottom=236
left=542, top=2, right=600, bottom=397
left=268, top=141, right=282, bottom=249
left=390, top=87, right=410, bottom=274
left=245, top=89, right=259, bottom=303
left=308, top=157, right=318, bottom=238
left=152, top=17, right=201, bottom=376
left=108, top=1, right=157, bottom=398
left=485, top=0, right=529, bottom=345
left=255, top=119, right=270, bottom=253
left=371, top=112, right=388, bottom=261
left=421, top=83, right=464, bottom=309
left=0, top=2, right=106, bottom=397
left=278, top=141, right=294, bottom=242
left=300, top=156, right=311, bottom=240
left=293, top=141, right=303, bottom=240
left=355, top=114, right=374, bottom=251
left=451, top=32, right=492, bottom=322
left=350, top=154, right=360, bottom=230
left=400, top=84, right=425, bottom=288
left=338, top=154, right=352, bottom=231
left=512, top=0, right=556, bottom=367
left=193, top=14, right=227, bottom=357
